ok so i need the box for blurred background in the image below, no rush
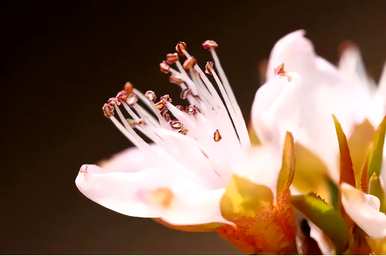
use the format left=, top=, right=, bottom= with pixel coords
left=2, top=0, right=386, bottom=254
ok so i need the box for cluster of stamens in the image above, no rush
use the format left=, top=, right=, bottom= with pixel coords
left=102, top=39, right=251, bottom=151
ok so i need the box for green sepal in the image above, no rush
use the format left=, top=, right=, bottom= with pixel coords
left=332, top=115, right=355, bottom=186
left=221, top=175, right=273, bottom=219
left=276, top=132, right=295, bottom=197
left=292, top=193, right=349, bottom=254
left=368, top=172, right=385, bottom=213
left=367, top=116, right=386, bottom=178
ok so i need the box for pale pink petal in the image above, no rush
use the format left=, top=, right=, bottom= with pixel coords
left=75, top=164, right=228, bottom=225
left=341, top=183, right=386, bottom=238
left=338, top=45, right=372, bottom=89
left=232, top=145, right=282, bottom=193
left=266, top=30, right=315, bottom=80
left=252, top=31, right=371, bottom=182
left=99, top=146, right=154, bottom=172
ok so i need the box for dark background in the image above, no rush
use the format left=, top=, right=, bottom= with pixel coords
left=2, top=0, right=386, bottom=254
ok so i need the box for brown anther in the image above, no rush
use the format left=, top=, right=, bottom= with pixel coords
left=166, top=53, right=179, bottom=64
left=186, top=105, right=199, bottom=115
left=160, top=108, right=171, bottom=121
left=160, top=94, right=172, bottom=103
left=128, top=118, right=145, bottom=126
left=155, top=101, right=165, bottom=110
left=126, top=93, right=138, bottom=105
left=107, top=97, right=119, bottom=105
left=169, top=75, right=184, bottom=85
left=274, top=63, right=292, bottom=81
left=178, top=127, right=188, bottom=135
left=180, top=88, right=192, bottom=100
left=202, top=40, right=218, bottom=50
left=274, top=63, right=286, bottom=76
left=145, top=90, right=156, bottom=102
left=170, top=120, right=183, bottom=129
left=160, top=61, right=171, bottom=74
left=102, top=103, right=114, bottom=118
left=183, top=56, right=197, bottom=70
left=116, top=90, right=128, bottom=103
left=176, top=105, right=185, bottom=111
left=175, top=41, right=187, bottom=55
left=123, top=82, right=134, bottom=94
left=213, top=129, right=222, bottom=142
left=205, top=61, right=214, bottom=75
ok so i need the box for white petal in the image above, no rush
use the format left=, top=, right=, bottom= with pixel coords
left=252, top=31, right=372, bottom=182
left=309, top=222, right=335, bottom=255
left=341, top=183, right=386, bottom=238
left=266, top=30, right=315, bottom=80
left=99, top=146, right=153, bottom=172
left=75, top=164, right=228, bottom=225
left=232, top=145, right=282, bottom=193
left=338, top=45, right=370, bottom=89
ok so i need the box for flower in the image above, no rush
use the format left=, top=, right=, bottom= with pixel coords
left=76, top=41, right=297, bottom=253
left=252, top=30, right=386, bottom=253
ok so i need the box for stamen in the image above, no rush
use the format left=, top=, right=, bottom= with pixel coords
left=205, top=61, right=214, bottom=75
left=178, top=127, right=188, bottom=135
left=180, top=88, right=192, bottom=100
left=202, top=40, right=218, bottom=50
left=124, top=82, right=134, bottom=94
left=160, top=61, right=171, bottom=74
left=274, top=63, right=291, bottom=81
left=126, top=93, right=138, bottom=105
left=144, top=90, right=157, bottom=102
left=175, top=41, right=187, bottom=55
left=169, top=75, right=184, bottom=85
left=102, top=103, right=114, bottom=118
left=166, top=53, right=179, bottom=64
left=205, top=42, right=250, bottom=147
left=116, top=90, right=128, bottom=103
left=183, top=56, right=197, bottom=70
left=170, top=120, right=183, bottom=129
left=213, top=129, right=222, bottom=142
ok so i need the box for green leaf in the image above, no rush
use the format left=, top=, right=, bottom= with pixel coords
left=292, top=193, right=349, bottom=254
left=369, top=173, right=385, bottom=213
left=332, top=115, right=355, bottom=186
left=276, top=132, right=295, bottom=197
left=348, top=120, right=375, bottom=179
left=367, top=116, right=386, bottom=177
left=221, top=175, right=273, bottom=219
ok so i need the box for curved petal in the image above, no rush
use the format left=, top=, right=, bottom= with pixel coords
left=252, top=31, right=371, bottom=182
left=341, top=183, right=386, bottom=238
left=98, top=146, right=155, bottom=172
left=309, top=222, right=335, bottom=255
left=338, top=44, right=372, bottom=90
left=75, top=164, right=228, bottom=225
left=266, top=30, right=315, bottom=80
left=232, top=145, right=282, bottom=193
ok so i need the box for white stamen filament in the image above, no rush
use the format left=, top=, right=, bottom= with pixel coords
left=209, top=48, right=250, bottom=147
left=103, top=40, right=250, bottom=185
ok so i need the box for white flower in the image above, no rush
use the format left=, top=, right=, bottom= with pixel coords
left=252, top=30, right=386, bottom=246
left=75, top=41, right=283, bottom=228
